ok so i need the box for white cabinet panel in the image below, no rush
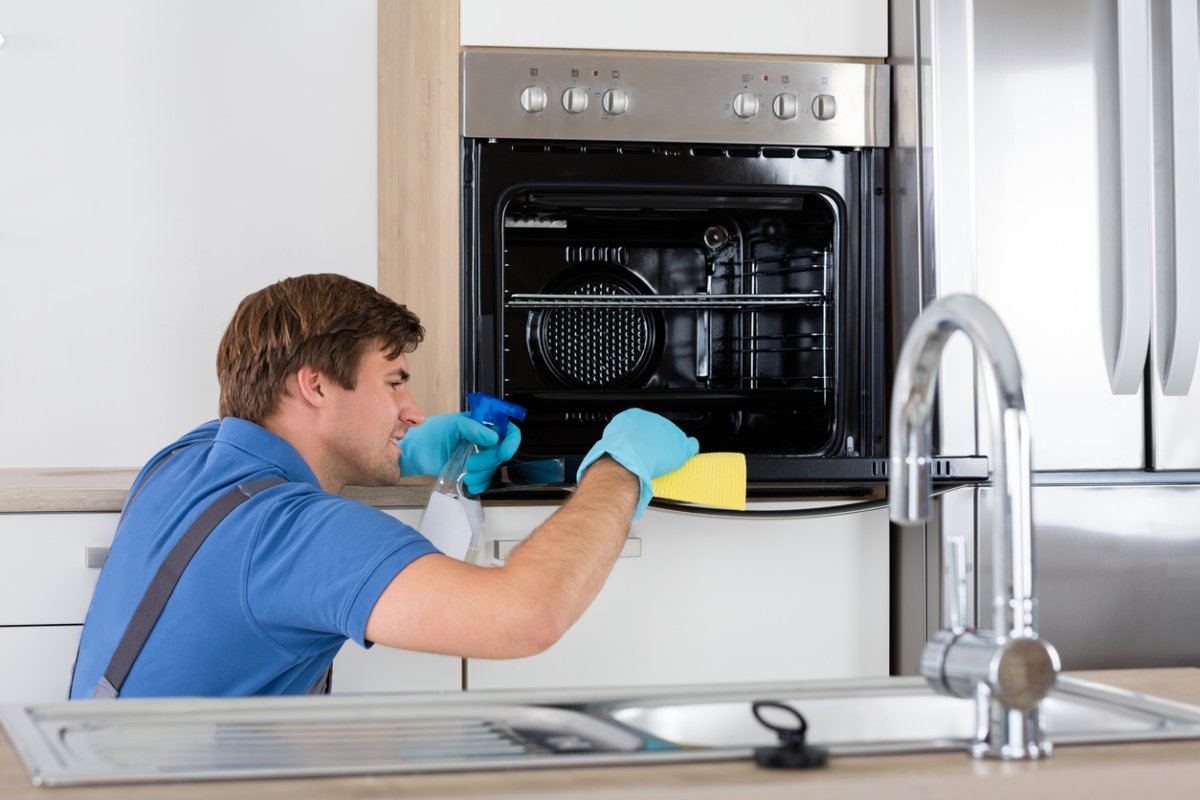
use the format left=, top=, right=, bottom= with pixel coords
left=331, top=507, right=462, bottom=693
left=331, top=645, right=461, bottom=694
left=467, top=504, right=890, bottom=690
left=0, top=626, right=81, bottom=703
left=460, top=0, right=887, bottom=58
left=0, top=514, right=117, bottom=626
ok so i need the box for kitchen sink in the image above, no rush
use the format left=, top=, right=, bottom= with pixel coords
left=6, top=676, right=1200, bottom=786
left=604, top=675, right=1200, bottom=755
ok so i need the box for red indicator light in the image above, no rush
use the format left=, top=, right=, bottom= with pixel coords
left=593, top=70, right=599, bottom=77
left=763, top=74, right=769, bottom=81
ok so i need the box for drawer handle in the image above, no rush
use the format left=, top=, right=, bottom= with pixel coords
left=85, top=546, right=110, bottom=569
left=492, top=537, right=641, bottom=563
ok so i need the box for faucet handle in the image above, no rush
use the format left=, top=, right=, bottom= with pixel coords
left=945, top=536, right=969, bottom=633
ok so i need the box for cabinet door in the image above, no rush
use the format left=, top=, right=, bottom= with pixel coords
left=0, top=626, right=82, bottom=703
left=331, top=646, right=461, bottom=694
left=327, top=507, right=463, bottom=694
left=0, top=514, right=117, bottom=626
left=467, top=504, right=890, bottom=690
left=460, top=0, right=888, bottom=58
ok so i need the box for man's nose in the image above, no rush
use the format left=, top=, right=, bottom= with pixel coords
left=399, top=390, right=425, bottom=426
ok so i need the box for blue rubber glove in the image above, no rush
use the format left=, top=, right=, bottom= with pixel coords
left=464, top=423, right=521, bottom=495
left=400, top=412, right=522, bottom=493
left=576, top=409, right=699, bottom=519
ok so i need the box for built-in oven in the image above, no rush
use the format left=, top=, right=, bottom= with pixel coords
left=461, top=50, right=984, bottom=489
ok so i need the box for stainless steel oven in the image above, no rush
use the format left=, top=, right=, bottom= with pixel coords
left=460, top=50, right=983, bottom=490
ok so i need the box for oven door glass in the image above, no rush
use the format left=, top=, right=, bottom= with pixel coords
left=463, top=141, right=887, bottom=476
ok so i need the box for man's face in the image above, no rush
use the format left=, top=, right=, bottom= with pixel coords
left=322, top=345, right=424, bottom=489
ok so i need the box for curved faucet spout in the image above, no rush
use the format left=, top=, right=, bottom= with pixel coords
left=889, top=294, right=1034, bottom=638
left=888, top=294, right=1058, bottom=761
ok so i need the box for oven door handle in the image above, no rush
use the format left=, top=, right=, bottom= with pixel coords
left=646, top=485, right=965, bottom=518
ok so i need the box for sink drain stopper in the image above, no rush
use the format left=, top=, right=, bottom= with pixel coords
left=750, top=700, right=828, bottom=769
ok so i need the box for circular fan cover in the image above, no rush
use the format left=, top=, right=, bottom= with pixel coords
left=529, top=266, right=663, bottom=389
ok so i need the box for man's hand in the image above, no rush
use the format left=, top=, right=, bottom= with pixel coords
left=576, top=409, right=699, bottom=518
left=400, top=413, right=522, bottom=493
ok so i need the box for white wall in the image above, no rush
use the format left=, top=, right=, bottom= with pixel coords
left=0, top=1, right=377, bottom=468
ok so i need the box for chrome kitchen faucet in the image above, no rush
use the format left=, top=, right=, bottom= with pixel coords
left=889, top=294, right=1060, bottom=760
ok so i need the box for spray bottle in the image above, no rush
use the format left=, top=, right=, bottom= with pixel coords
left=417, top=392, right=526, bottom=564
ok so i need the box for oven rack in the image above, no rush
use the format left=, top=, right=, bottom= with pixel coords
left=506, top=292, right=828, bottom=310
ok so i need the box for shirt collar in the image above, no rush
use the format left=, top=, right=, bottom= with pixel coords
left=214, top=417, right=323, bottom=489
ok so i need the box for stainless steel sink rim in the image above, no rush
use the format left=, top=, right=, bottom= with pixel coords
left=5, top=675, right=1200, bottom=786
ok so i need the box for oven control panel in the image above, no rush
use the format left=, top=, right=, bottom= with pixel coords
left=462, top=50, right=888, bottom=147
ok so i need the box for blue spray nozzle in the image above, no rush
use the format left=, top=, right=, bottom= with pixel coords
left=466, top=393, right=527, bottom=442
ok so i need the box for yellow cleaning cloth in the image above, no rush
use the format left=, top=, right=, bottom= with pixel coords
left=651, top=452, right=747, bottom=511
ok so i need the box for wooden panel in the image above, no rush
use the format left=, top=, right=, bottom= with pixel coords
left=378, top=0, right=462, bottom=418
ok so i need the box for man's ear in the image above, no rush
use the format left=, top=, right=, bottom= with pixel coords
left=293, top=365, right=328, bottom=408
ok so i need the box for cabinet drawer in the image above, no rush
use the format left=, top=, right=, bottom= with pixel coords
left=0, top=514, right=118, bottom=625
left=0, top=626, right=81, bottom=703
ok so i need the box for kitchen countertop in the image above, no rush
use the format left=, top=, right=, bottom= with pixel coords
left=2, top=668, right=1199, bottom=798
left=0, top=468, right=433, bottom=513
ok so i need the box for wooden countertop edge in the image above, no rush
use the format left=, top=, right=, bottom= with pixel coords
left=0, top=469, right=433, bottom=512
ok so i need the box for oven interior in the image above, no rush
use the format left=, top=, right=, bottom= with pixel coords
left=498, top=188, right=850, bottom=459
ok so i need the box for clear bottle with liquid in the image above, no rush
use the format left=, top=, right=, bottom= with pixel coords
left=417, top=393, right=526, bottom=564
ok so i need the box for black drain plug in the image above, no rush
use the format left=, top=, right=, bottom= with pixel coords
left=751, top=701, right=828, bottom=769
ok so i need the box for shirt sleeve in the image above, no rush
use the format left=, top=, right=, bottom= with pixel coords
left=244, top=491, right=441, bottom=653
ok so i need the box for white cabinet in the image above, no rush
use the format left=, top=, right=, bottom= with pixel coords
left=460, top=0, right=889, bottom=58
left=0, top=509, right=461, bottom=701
left=331, top=645, right=461, bottom=695
left=0, top=627, right=85, bottom=704
left=333, top=507, right=463, bottom=694
left=0, top=513, right=116, bottom=702
left=0, top=513, right=116, bottom=627
left=466, top=504, right=891, bottom=690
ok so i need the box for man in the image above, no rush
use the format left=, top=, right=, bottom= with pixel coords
left=70, top=273, right=697, bottom=698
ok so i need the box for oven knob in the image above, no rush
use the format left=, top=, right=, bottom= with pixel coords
left=732, top=92, right=760, bottom=119
left=602, top=88, right=629, bottom=116
left=562, top=86, right=590, bottom=114
left=520, top=86, right=548, bottom=114
left=812, top=93, right=838, bottom=121
left=772, top=92, right=798, bottom=120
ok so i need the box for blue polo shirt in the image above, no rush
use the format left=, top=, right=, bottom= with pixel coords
left=69, top=418, right=439, bottom=699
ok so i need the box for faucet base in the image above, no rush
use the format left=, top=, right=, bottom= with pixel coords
left=922, top=632, right=1061, bottom=760
left=970, top=686, right=1054, bottom=760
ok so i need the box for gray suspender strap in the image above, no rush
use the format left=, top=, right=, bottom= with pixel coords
left=69, top=450, right=180, bottom=697
left=92, top=475, right=288, bottom=699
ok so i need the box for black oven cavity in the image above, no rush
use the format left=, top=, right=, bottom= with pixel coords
left=462, top=140, right=889, bottom=484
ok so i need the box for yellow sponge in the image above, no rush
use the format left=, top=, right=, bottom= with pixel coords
left=651, top=452, right=747, bottom=511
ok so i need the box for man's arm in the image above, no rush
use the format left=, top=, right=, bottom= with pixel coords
left=364, top=456, right=639, bottom=658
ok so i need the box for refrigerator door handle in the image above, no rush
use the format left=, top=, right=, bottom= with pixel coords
left=1108, top=0, right=1155, bottom=395
left=1158, top=0, right=1200, bottom=395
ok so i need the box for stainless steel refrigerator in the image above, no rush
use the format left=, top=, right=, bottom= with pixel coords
left=888, top=0, right=1200, bottom=672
